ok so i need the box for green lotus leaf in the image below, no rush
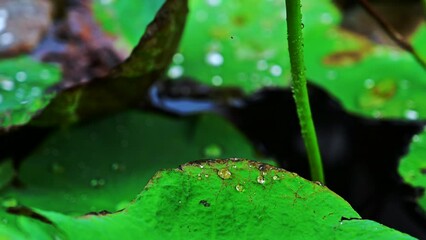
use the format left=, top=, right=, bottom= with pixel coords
left=3, top=160, right=415, bottom=239
left=171, top=0, right=426, bottom=120
left=0, top=57, right=61, bottom=128
left=399, top=128, right=426, bottom=212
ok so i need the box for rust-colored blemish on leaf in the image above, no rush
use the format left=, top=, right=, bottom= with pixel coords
left=322, top=50, right=365, bottom=66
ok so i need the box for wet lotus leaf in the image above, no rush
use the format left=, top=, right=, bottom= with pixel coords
left=398, top=128, right=426, bottom=212
left=1, top=111, right=271, bottom=215
left=172, top=0, right=426, bottom=120
left=169, top=0, right=292, bottom=92
left=3, top=160, right=415, bottom=239
left=32, top=0, right=188, bottom=126
left=92, top=0, right=166, bottom=55
left=0, top=210, right=63, bottom=240
left=305, top=10, right=426, bottom=121
left=0, top=56, right=61, bottom=128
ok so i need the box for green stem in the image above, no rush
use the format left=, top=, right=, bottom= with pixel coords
left=285, top=0, right=325, bottom=183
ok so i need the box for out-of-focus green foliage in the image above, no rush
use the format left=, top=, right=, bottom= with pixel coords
left=399, top=128, right=426, bottom=212
left=163, top=0, right=426, bottom=120
left=1, top=111, right=270, bottom=214
left=0, top=57, right=61, bottom=128
left=92, top=0, right=165, bottom=55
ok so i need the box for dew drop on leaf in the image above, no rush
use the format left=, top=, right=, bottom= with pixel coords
left=404, top=109, right=419, bottom=120
left=0, top=78, right=14, bottom=91
left=90, top=178, right=106, bottom=188
left=168, top=65, right=184, bottom=79
left=211, top=75, right=223, bottom=86
left=206, top=51, right=224, bottom=66
left=217, top=168, right=231, bottom=179
left=15, top=71, right=27, bottom=82
left=257, top=175, right=265, bottom=184
left=51, top=162, right=64, bottom=174
left=235, top=184, right=244, bottom=192
left=203, top=144, right=222, bottom=158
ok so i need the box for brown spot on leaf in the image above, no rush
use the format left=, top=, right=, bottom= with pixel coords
left=323, top=50, right=365, bottom=66
left=232, top=15, right=246, bottom=27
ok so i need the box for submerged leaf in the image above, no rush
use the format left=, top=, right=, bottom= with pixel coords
left=399, top=129, right=426, bottom=212
left=0, top=56, right=61, bottom=128
left=4, top=160, right=415, bottom=239
left=2, top=111, right=270, bottom=214
left=31, top=0, right=188, bottom=126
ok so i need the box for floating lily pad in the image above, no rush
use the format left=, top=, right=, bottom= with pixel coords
left=0, top=56, right=61, bottom=128
left=3, top=160, right=415, bottom=239
left=92, top=0, right=166, bottom=55
left=398, top=128, right=426, bottom=212
left=1, top=111, right=270, bottom=215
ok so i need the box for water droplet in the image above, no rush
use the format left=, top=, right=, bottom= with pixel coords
left=314, top=181, right=324, bottom=186
left=270, top=65, right=282, bottom=77
left=205, top=174, right=209, bottom=178
left=211, top=75, right=223, bottom=86
left=100, top=0, right=113, bottom=4
left=0, top=79, right=14, bottom=91
left=168, top=65, right=184, bottom=79
left=0, top=9, right=8, bottom=32
left=235, top=184, right=244, bottom=192
left=218, top=168, right=232, bottom=179
left=301, top=23, right=305, bottom=29
left=413, top=135, right=421, bottom=143
left=204, top=144, right=222, bottom=158
left=257, top=60, right=268, bottom=71
left=200, top=165, right=204, bottom=169
left=51, top=162, right=64, bottom=174
left=405, top=109, right=419, bottom=120
left=364, top=78, right=375, bottom=89
left=273, top=175, right=279, bottom=181
left=0, top=32, right=13, bottom=46
left=206, top=52, right=224, bottom=66
left=320, top=13, right=333, bottom=24
left=172, top=53, right=184, bottom=64
left=90, top=178, right=106, bottom=188
left=373, top=110, right=382, bottom=119
left=15, top=72, right=27, bottom=82
left=257, top=175, right=265, bottom=184
left=15, top=88, right=25, bottom=99
left=206, top=0, right=221, bottom=6
left=30, top=87, right=42, bottom=97
left=112, top=163, right=125, bottom=171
